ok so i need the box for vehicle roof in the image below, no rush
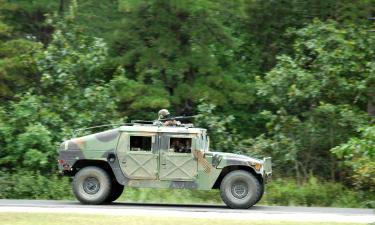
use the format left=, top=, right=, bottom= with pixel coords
left=119, top=124, right=206, bottom=134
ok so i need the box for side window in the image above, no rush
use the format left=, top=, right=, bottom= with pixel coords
left=130, top=136, right=151, bottom=151
left=169, top=137, right=192, bottom=153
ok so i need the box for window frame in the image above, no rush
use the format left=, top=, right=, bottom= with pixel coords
left=126, top=133, right=156, bottom=153
left=166, top=134, right=195, bottom=155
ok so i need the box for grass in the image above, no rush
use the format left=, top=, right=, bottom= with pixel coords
left=0, top=213, right=365, bottom=225
left=119, top=187, right=222, bottom=204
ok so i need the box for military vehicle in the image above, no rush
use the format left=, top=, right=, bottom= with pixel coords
left=58, top=111, right=272, bottom=209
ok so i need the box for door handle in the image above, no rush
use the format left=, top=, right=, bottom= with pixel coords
left=161, top=153, right=166, bottom=165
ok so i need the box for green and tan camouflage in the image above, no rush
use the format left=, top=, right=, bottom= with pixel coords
left=58, top=123, right=272, bottom=191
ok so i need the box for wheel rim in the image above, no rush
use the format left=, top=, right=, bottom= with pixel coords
left=231, top=181, right=248, bottom=199
left=83, top=177, right=100, bottom=194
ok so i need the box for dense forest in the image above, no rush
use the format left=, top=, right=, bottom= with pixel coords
left=0, top=0, right=374, bottom=207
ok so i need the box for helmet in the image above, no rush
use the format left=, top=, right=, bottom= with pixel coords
left=158, top=109, right=170, bottom=119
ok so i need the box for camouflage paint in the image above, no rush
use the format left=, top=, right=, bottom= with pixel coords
left=58, top=124, right=272, bottom=190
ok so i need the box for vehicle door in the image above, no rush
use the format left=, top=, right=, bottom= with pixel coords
left=159, top=133, right=198, bottom=181
left=117, top=132, right=158, bottom=179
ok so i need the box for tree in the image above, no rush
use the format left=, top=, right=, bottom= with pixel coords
left=111, top=0, right=251, bottom=119
left=0, top=0, right=57, bottom=44
left=0, top=3, right=122, bottom=172
left=254, top=20, right=374, bottom=182
left=242, top=0, right=375, bottom=72
left=0, top=1, right=43, bottom=100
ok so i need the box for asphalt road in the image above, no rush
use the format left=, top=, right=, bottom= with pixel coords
left=0, top=200, right=374, bottom=223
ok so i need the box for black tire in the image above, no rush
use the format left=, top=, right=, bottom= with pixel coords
left=73, top=166, right=112, bottom=204
left=254, top=184, right=264, bottom=205
left=105, top=180, right=124, bottom=203
left=220, top=170, right=262, bottom=209
left=254, top=183, right=264, bottom=205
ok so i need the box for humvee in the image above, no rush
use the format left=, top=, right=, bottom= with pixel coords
left=58, top=117, right=272, bottom=209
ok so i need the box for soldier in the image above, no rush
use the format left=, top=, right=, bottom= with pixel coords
left=183, top=139, right=191, bottom=153
left=158, top=109, right=171, bottom=120
left=170, top=139, right=180, bottom=152
left=157, top=109, right=181, bottom=126
left=177, top=141, right=186, bottom=153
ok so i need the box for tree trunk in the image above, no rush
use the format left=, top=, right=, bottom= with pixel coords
left=367, top=100, right=375, bottom=117
left=295, top=160, right=301, bottom=185
left=329, top=126, right=335, bottom=181
left=59, top=0, right=65, bottom=15
left=368, top=90, right=375, bottom=117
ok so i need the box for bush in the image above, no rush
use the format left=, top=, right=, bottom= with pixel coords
left=0, top=171, right=73, bottom=199
left=262, top=176, right=372, bottom=208
left=331, top=126, right=375, bottom=193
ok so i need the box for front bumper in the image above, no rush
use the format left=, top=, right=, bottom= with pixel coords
left=263, top=157, right=272, bottom=180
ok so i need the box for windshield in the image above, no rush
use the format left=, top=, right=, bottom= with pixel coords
left=201, top=133, right=209, bottom=152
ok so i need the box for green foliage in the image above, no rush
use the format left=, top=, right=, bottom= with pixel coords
left=38, top=30, right=107, bottom=90
left=112, top=0, right=251, bottom=117
left=242, top=0, right=375, bottom=72
left=0, top=39, right=42, bottom=99
left=121, top=188, right=221, bottom=204
left=0, top=11, right=121, bottom=172
left=0, top=94, right=54, bottom=170
left=332, top=126, right=375, bottom=193
left=0, top=171, right=73, bottom=199
left=0, top=0, right=57, bottom=43
left=263, top=177, right=372, bottom=208
left=196, top=103, right=237, bottom=151
left=195, top=102, right=255, bottom=154
left=16, top=123, right=54, bottom=170
left=109, top=70, right=171, bottom=120
left=253, top=20, right=374, bottom=180
left=38, top=4, right=108, bottom=91
left=258, top=20, right=374, bottom=110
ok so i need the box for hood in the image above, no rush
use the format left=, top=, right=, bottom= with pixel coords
left=206, top=151, right=263, bottom=164
left=61, top=128, right=120, bottom=152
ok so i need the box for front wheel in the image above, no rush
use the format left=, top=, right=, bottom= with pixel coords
left=73, top=166, right=112, bottom=204
left=105, top=180, right=124, bottom=203
left=220, top=170, right=262, bottom=209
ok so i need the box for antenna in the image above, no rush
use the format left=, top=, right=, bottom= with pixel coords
left=72, top=123, right=132, bottom=137
left=131, top=120, right=154, bottom=124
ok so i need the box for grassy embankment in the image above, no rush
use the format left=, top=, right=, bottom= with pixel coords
left=0, top=213, right=365, bottom=225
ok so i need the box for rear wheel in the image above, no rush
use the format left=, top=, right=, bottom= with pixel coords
left=105, top=180, right=124, bottom=203
left=73, top=166, right=112, bottom=204
left=220, top=170, right=262, bottom=209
